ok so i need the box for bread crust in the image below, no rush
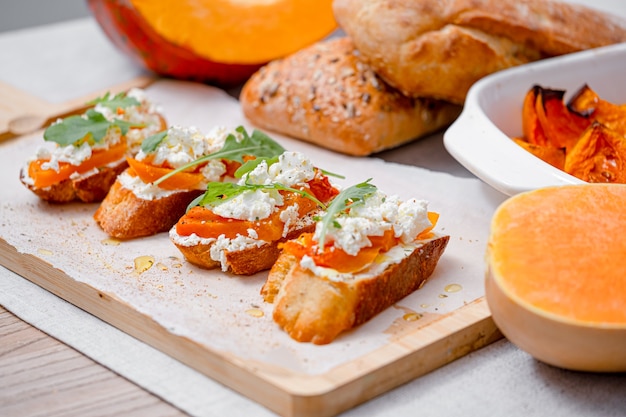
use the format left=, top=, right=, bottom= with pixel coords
left=172, top=223, right=316, bottom=276
left=20, top=160, right=128, bottom=204
left=240, top=37, right=461, bottom=156
left=262, top=235, right=450, bottom=344
left=333, top=0, right=626, bottom=104
left=93, top=179, right=204, bottom=239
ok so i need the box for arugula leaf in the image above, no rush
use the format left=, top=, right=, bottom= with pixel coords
left=43, top=109, right=139, bottom=146
left=316, top=179, right=378, bottom=250
left=192, top=180, right=326, bottom=211
left=87, top=91, right=140, bottom=110
left=153, top=126, right=286, bottom=186
left=141, top=130, right=168, bottom=153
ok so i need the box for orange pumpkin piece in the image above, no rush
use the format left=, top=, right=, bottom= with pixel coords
left=526, top=86, right=590, bottom=150
left=28, top=141, right=128, bottom=189
left=129, top=0, right=336, bottom=64
left=126, top=157, right=207, bottom=190
left=564, top=122, right=626, bottom=183
left=568, top=84, right=626, bottom=136
left=486, top=184, right=626, bottom=371
left=521, top=86, right=548, bottom=146
left=282, top=212, right=440, bottom=273
left=176, top=190, right=320, bottom=242
left=512, top=138, right=565, bottom=170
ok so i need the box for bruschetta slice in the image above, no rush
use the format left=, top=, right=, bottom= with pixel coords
left=94, top=125, right=286, bottom=239
left=170, top=150, right=340, bottom=275
left=261, top=180, right=450, bottom=344
left=20, top=89, right=166, bottom=203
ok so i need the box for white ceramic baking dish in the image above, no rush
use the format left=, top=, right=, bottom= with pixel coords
left=444, top=42, right=626, bottom=196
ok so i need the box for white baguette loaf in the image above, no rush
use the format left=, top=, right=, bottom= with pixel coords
left=333, top=0, right=626, bottom=104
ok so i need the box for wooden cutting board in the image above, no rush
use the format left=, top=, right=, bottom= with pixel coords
left=0, top=79, right=505, bottom=417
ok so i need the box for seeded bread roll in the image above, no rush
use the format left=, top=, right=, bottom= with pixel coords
left=333, top=0, right=626, bottom=104
left=240, top=37, right=462, bottom=156
left=262, top=235, right=450, bottom=344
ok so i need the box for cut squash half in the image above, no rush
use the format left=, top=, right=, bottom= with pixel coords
left=486, top=184, right=626, bottom=372
left=129, top=0, right=337, bottom=64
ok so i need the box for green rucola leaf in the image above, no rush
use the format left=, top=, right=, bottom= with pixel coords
left=141, top=130, right=168, bottom=153
left=87, top=91, right=140, bottom=110
left=153, top=126, right=286, bottom=186
left=316, top=179, right=377, bottom=250
left=191, top=180, right=326, bottom=212
left=43, top=109, right=138, bottom=146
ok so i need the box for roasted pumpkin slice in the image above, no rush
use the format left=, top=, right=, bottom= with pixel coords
left=512, top=138, right=565, bottom=170
left=522, top=86, right=548, bottom=147
left=532, top=86, right=590, bottom=150
left=564, top=122, right=626, bottom=183
left=568, top=84, right=626, bottom=136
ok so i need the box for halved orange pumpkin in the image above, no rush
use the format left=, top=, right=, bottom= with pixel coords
left=486, top=184, right=626, bottom=372
left=87, top=0, right=337, bottom=86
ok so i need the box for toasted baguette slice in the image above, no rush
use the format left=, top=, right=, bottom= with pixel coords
left=94, top=179, right=203, bottom=239
left=20, top=159, right=128, bottom=204
left=170, top=221, right=316, bottom=276
left=262, top=235, right=450, bottom=344
left=333, top=0, right=626, bottom=104
left=240, top=37, right=461, bottom=156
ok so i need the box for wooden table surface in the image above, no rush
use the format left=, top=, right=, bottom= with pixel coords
left=0, top=306, right=187, bottom=417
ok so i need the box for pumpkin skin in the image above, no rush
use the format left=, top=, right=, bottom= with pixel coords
left=88, top=0, right=263, bottom=86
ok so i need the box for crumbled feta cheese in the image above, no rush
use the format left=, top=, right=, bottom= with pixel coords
left=313, top=190, right=433, bottom=255
left=117, top=171, right=181, bottom=201
left=279, top=203, right=300, bottom=237
left=242, top=151, right=315, bottom=187
left=209, top=233, right=265, bottom=272
left=208, top=151, right=317, bottom=221
left=211, top=189, right=283, bottom=221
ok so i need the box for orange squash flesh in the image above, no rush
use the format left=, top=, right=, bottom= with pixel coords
left=512, top=138, right=565, bottom=170
left=28, top=141, right=127, bottom=189
left=129, top=0, right=337, bottom=64
left=568, top=84, right=626, bottom=137
left=523, top=85, right=590, bottom=150
left=176, top=191, right=320, bottom=242
left=126, top=157, right=206, bottom=190
left=564, top=123, right=626, bottom=183
left=282, top=212, right=440, bottom=273
left=488, top=185, right=626, bottom=325
left=176, top=178, right=339, bottom=242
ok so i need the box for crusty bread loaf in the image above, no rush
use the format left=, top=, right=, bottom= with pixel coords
left=171, top=223, right=316, bottom=276
left=262, top=235, right=450, bottom=344
left=333, top=0, right=626, bottom=104
left=94, top=179, right=203, bottom=239
left=240, top=37, right=462, bottom=156
left=20, top=160, right=128, bottom=204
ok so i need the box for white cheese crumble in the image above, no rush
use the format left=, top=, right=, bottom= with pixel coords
left=134, top=125, right=232, bottom=169
left=117, top=171, right=181, bottom=200
left=210, top=233, right=266, bottom=272
left=93, top=87, right=164, bottom=150
left=209, top=151, right=316, bottom=222
left=211, top=188, right=283, bottom=220
left=279, top=203, right=300, bottom=237
left=311, top=191, right=432, bottom=256
left=26, top=88, right=163, bottom=180
left=242, top=151, right=315, bottom=186
left=120, top=125, right=239, bottom=199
